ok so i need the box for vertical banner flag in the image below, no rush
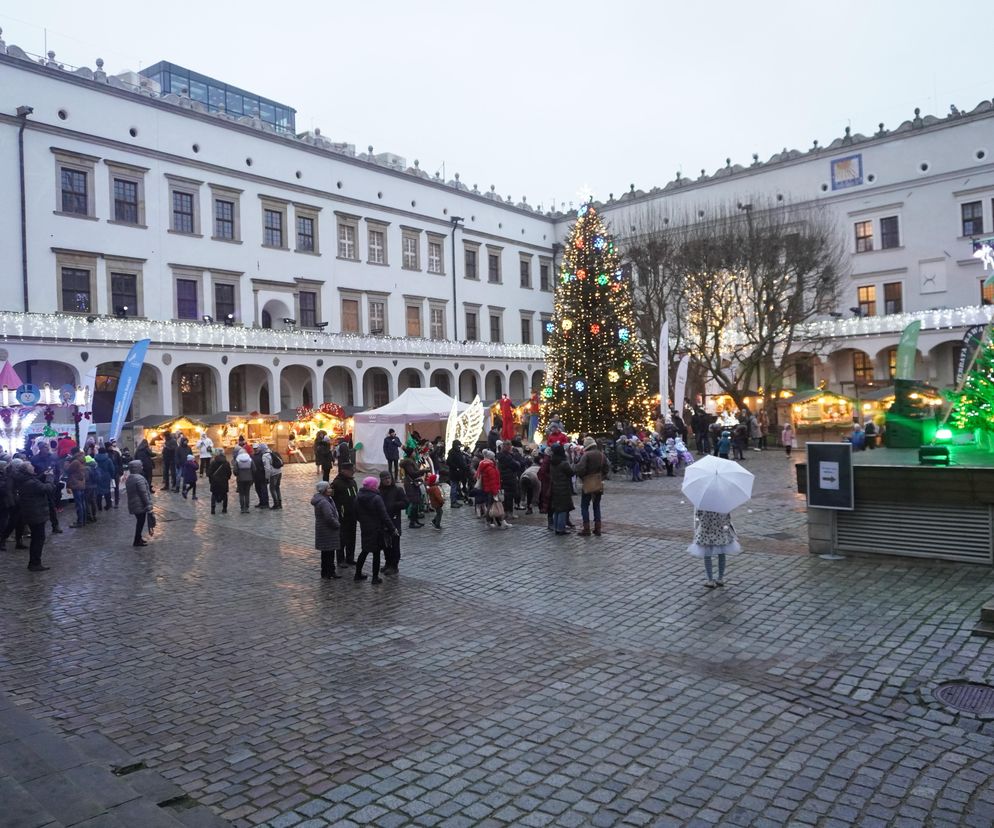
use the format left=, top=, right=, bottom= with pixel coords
left=108, top=339, right=150, bottom=441
left=956, top=324, right=988, bottom=385
left=673, top=354, right=691, bottom=415
left=659, top=322, right=668, bottom=414
left=894, top=321, right=921, bottom=380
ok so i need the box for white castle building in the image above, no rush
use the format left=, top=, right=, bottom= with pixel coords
left=1, top=28, right=993, bottom=426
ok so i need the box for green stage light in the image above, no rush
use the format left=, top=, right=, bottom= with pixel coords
left=935, top=427, right=953, bottom=441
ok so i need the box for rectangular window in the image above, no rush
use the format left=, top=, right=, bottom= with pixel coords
left=341, top=298, right=360, bottom=333
left=854, top=220, right=873, bottom=253
left=369, top=300, right=386, bottom=335
left=60, top=168, right=88, bottom=215
left=982, top=280, right=994, bottom=306
left=883, top=282, right=903, bottom=315
left=368, top=229, right=385, bottom=264
left=857, top=285, right=876, bottom=317
left=214, top=199, right=235, bottom=240
left=488, top=252, right=501, bottom=283
left=853, top=351, right=874, bottom=384
left=465, top=247, right=478, bottom=279
left=520, top=259, right=531, bottom=289
left=263, top=209, right=283, bottom=248
left=402, top=235, right=419, bottom=270
left=110, top=272, right=137, bottom=316
left=429, top=306, right=445, bottom=340
left=299, top=290, right=317, bottom=327
left=113, top=179, right=139, bottom=224
left=61, top=267, right=91, bottom=313
left=338, top=223, right=356, bottom=259
left=490, top=313, right=502, bottom=343
left=465, top=311, right=478, bottom=341
left=176, top=278, right=198, bottom=320
left=962, top=201, right=984, bottom=236
left=172, top=191, right=195, bottom=234
left=887, top=347, right=898, bottom=380
left=880, top=216, right=900, bottom=249
left=540, top=317, right=552, bottom=345
left=428, top=241, right=443, bottom=274
left=296, top=216, right=314, bottom=252
left=406, top=305, right=422, bottom=337
left=520, top=317, right=532, bottom=344
left=214, top=283, right=235, bottom=323
left=540, top=263, right=550, bottom=291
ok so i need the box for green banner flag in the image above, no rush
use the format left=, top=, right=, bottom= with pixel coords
left=894, top=321, right=921, bottom=380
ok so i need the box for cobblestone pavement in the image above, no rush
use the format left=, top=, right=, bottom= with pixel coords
left=3, top=450, right=994, bottom=827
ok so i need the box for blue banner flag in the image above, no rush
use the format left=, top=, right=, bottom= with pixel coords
left=108, top=339, right=150, bottom=441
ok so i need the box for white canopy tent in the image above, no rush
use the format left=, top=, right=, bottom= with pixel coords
left=353, top=387, right=468, bottom=468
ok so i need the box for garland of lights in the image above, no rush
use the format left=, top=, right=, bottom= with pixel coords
left=541, top=204, right=652, bottom=434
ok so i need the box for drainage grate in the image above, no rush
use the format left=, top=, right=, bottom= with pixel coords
left=935, top=681, right=994, bottom=714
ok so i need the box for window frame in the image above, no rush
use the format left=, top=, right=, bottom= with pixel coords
left=486, top=245, right=503, bottom=284
left=298, top=289, right=318, bottom=328
left=209, top=184, right=242, bottom=243
left=879, top=215, right=900, bottom=249
left=213, top=280, right=238, bottom=324
left=52, top=148, right=98, bottom=220
left=368, top=296, right=388, bottom=336
left=335, top=212, right=360, bottom=261
left=962, top=200, right=984, bottom=237
left=464, top=306, right=479, bottom=341
left=365, top=219, right=389, bottom=265
left=429, top=303, right=446, bottom=340
left=539, top=258, right=551, bottom=292
left=488, top=306, right=504, bottom=343
left=59, top=265, right=95, bottom=314
left=464, top=243, right=480, bottom=280
left=852, top=351, right=874, bottom=384
left=401, top=227, right=422, bottom=271
left=854, top=220, right=874, bottom=253
left=293, top=203, right=321, bottom=255
left=520, top=314, right=533, bottom=345
left=405, top=302, right=423, bottom=338
left=166, top=175, right=203, bottom=236
left=982, top=279, right=994, bottom=306
left=540, top=315, right=552, bottom=345
left=340, top=293, right=362, bottom=334
left=105, top=161, right=148, bottom=227
left=427, top=232, right=445, bottom=275
left=105, top=255, right=145, bottom=318
left=519, top=254, right=533, bottom=289
left=259, top=197, right=289, bottom=250
left=883, top=281, right=903, bottom=315
left=175, top=275, right=201, bottom=321
left=857, top=285, right=876, bottom=317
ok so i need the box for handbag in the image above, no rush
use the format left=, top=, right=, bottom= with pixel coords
left=487, top=498, right=505, bottom=520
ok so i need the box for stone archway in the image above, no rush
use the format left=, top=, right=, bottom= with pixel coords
left=323, top=365, right=357, bottom=407
left=398, top=367, right=424, bottom=394
left=171, top=363, right=221, bottom=416
left=430, top=368, right=454, bottom=397
left=92, top=361, right=163, bottom=422
left=484, top=369, right=504, bottom=401
left=509, top=369, right=528, bottom=400
left=363, top=367, right=392, bottom=408
left=261, top=298, right=293, bottom=330
left=458, top=369, right=480, bottom=402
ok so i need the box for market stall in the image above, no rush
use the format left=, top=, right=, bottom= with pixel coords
left=207, top=412, right=282, bottom=452
left=777, top=390, right=856, bottom=446
left=129, top=414, right=207, bottom=453
left=290, top=402, right=352, bottom=460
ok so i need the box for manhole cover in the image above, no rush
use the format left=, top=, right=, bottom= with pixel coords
left=935, top=681, right=994, bottom=713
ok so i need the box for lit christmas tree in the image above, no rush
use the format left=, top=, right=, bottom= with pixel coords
left=946, top=337, right=994, bottom=436
left=542, top=204, right=652, bottom=434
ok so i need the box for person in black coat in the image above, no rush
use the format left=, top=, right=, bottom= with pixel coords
left=134, top=439, right=156, bottom=491
left=20, top=468, right=55, bottom=571
left=314, top=431, right=333, bottom=482
left=161, top=433, right=178, bottom=491
left=549, top=444, right=575, bottom=535
left=399, top=448, right=424, bottom=528
left=354, top=477, right=396, bottom=584
left=331, top=463, right=358, bottom=566
left=251, top=445, right=269, bottom=508
left=497, top=442, right=522, bottom=524
left=487, top=425, right=500, bottom=454
left=446, top=440, right=468, bottom=507
left=0, top=461, right=13, bottom=552
left=382, top=429, right=402, bottom=480
left=378, top=470, right=409, bottom=574
left=206, top=449, right=232, bottom=514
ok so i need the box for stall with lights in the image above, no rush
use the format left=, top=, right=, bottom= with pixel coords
left=777, top=389, right=856, bottom=446
left=130, top=414, right=207, bottom=452
left=289, top=403, right=352, bottom=457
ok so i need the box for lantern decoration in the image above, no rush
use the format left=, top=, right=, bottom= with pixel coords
left=562, top=319, right=574, bottom=331
left=590, top=323, right=601, bottom=335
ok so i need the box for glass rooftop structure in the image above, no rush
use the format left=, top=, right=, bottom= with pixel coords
left=140, top=61, right=296, bottom=134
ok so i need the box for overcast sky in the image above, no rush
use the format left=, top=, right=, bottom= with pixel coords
left=2, top=1, right=986, bottom=211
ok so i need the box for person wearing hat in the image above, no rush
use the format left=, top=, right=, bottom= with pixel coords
left=378, top=471, right=408, bottom=573
left=233, top=446, right=255, bottom=513
left=549, top=443, right=576, bottom=535
left=382, top=429, right=402, bottom=481
left=125, top=459, right=153, bottom=546
left=573, top=436, right=609, bottom=536
left=20, top=466, right=56, bottom=571
left=332, top=462, right=358, bottom=566
left=251, top=444, right=269, bottom=509
left=207, top=447, right=232, bottom=514
left=83, top=454, right=100, bottom=524
left=312, top=480, right=342, bottom=579
left=425, top=473, right=444, bottom=530
left=445, top=439, right=468, bottom=508
left=354, top=476, right=396, bottom=584
left=65, top=449, right=87, bottom=529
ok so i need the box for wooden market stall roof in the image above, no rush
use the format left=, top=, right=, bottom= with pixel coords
left=125, top=414, right=207, bottom=429
left=780, top=389, right=855, bottom=406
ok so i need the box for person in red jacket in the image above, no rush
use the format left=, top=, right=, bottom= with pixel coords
left=475, top=449, right=505, bottom=529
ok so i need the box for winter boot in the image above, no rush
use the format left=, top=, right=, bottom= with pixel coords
left=593, top=521, right=602, bottom=536
left=579, top=521, right=591, bottom=537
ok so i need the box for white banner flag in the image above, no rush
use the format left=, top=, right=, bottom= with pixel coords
left=659, top=322, right=668, bottom=415
left=673, top=354, right=691, bottom=415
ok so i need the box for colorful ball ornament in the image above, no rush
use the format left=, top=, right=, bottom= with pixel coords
left=596, top=273, right=609, bottom=286
left=541, top=386, right=554, bottom=399
left=545, top=321, right=555, bottom=333
left=562, top=319, right=573, bottom=331
left=575, top=239, right=584, bottom=250
left=618, top=328, right=630, bottom=342
left=574, top=379, right=586, bottom=392
left=590, top=323, right=601, bottom=335
left=608, top=370, right=620, bottom=383
left=577, top=269, right=587, bottom=280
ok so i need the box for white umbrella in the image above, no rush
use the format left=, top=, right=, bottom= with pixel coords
left=681, top=455, right=755, bottom=513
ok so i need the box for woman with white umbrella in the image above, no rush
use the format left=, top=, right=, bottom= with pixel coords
left=681, top=455, right=754, bottom=588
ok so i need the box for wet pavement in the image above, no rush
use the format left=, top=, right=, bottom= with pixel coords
left=3, top=450, right=994, bottom=827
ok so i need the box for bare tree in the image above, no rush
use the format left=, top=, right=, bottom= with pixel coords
left=623, top=199, right=846, bottom=411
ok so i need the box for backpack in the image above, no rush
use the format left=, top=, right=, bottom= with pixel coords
left=270, top=451, right=283, bottom=469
